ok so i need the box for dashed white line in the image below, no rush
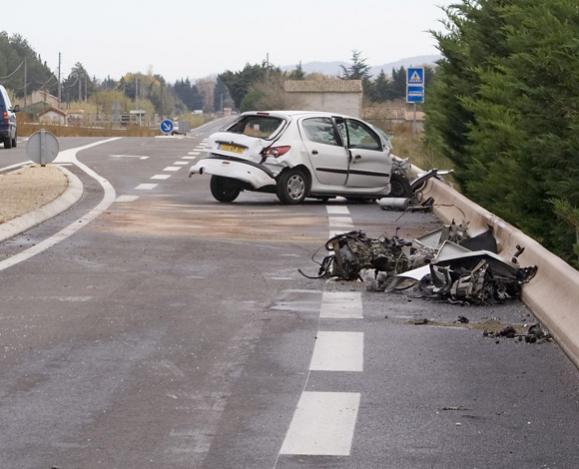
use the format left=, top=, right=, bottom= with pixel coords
left=280, top=391, right=361, bottom=456
left=111, top=154, right=149, bottom=160
left=182, top=156, right=196, bottom=160
left=328, top=216, right=354, bottom=228
left=310, top=331, right=364, bottom=372
left=115, top=195, right=140, bottom=203
left=151, top=174, right=171, bottom=180
left=135, top=183, right=158, bottom=190
left=320, top=291, right=363, bottom=319
left=188, top=151, right=201, bottom=155
left=326, top=206, right=350, bottom=215
left=173, top=161, right=188, bottom=166
left=163, top=166, right=182, bottom=172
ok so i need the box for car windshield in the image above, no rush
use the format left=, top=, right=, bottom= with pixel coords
left=227, top=115, right=284, bottom=139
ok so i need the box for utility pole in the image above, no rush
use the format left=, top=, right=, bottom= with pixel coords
left=23, top=58, right=27, bottom=107
left=78, top=72, right=82, bottom=102
left=58, top=52, right=61, bottom=107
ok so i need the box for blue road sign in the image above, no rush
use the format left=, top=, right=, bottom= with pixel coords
left=407, top=67, right=425, bottom=86
left=406, top=67, right=425, bottom=104
left=160, top=119, right=174, bottom=134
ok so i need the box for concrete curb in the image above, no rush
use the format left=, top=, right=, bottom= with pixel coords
left=0, top=165, right=84, bottom=243
left=421, top=178, right=579, bottom=368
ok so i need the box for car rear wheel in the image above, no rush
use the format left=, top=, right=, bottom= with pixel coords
left=277, top=168, right=308, bottom=205
left=4, top=137, right=12, bottom=149
left=12, top=132, right=16, bottom=148
left=210, top=176, right=241, bottom=203
left=388, top=173, right=412, bottom=198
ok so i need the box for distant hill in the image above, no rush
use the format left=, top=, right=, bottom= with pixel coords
left=282, top=55, right=441, bottom=77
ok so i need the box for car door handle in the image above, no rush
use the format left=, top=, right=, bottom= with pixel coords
left=312, top=150, right=318, bottom=155
left=354, top=154, right=362, bottom=160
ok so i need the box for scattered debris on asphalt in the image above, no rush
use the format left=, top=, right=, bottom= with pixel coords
left=482, top=322, right=552, bottom=344
left=300, top=221, right=538, bottom=306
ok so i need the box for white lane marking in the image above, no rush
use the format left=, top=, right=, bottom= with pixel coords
left=111, top=154, right=150, bottom=160
left=188, top=151, right=201, bottom=155
left=151, top=174, right=171, bottom=180
left=163, top=166, right=182, bottom=172
left=280, top=391, right=360, bottom=456
left=135, top=183, right=158, bottom=190
left=173, top=161, right=188, bottom=166
left=326, top=206, right=350, bottom=215
left=115, top=195, right=140, bottom=203
left=0, top=160, right=32, bottom=173
left=0, top=138, right=121, bottom=273
left=329, top=230, right=351, bottom=238
left=320, top=291, right=363, bottom=319
left=328, top=216, right=354, bottom=228
left=269, top=276, right=294, bottom=281
left=310, top=331, right=364, bottom=372
left=182, top=156, right=196, bottom=160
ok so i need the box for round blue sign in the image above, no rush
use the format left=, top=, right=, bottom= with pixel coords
left=160, top=119, right=174, bottom=134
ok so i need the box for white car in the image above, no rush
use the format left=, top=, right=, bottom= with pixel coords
left=189, top=111, right=408, bottom=204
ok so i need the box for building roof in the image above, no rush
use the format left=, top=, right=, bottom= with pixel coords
left=38, top=107, right=67, bottom=117
left=284, top=79, right=363, bottom=93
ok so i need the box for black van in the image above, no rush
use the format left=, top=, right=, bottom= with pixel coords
left=0, top=85, right=19, bottom=149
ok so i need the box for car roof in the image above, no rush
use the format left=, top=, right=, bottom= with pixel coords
left=240, top=110, right=355, bottom=120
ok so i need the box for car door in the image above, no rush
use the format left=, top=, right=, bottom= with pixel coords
left=340, top=118, right=391, bottom=189
left=300, top=117, right=349, bottom=186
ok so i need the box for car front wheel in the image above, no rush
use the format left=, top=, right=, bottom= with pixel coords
left=210, top=176, right=241, bottom=203
left=277, top=168, right=308, bottom=204
left=388, top=173, right=412, bottom=198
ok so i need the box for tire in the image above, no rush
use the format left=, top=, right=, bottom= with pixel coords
left=12, top=132, right=16, bottom=148
left=276, top=168, right=308, bottom=205
left=388, top=173, right=412, bottom=198
left=4, top=137, right=12, bottom=149
left=210, top=176, right=241, bottom=203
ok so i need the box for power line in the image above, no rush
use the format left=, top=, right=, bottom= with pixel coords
left=0, top=61, right=24, bottom=80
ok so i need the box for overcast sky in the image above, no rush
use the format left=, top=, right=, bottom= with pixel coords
left=7, top=0, right=453, bottom=81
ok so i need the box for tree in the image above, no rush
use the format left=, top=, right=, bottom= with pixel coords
left=288, top=62, right=305, bottom=80
left=340, top=50, right=370, bottom=80
left=425, top=0, right=579, bottom=263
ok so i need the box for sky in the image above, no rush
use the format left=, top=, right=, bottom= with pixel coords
left=6, top=0, right=453, bottom=82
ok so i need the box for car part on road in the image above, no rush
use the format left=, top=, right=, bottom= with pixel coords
left=300, top=221, right=538, bottom=305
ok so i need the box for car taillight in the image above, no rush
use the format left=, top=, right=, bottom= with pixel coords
left=2, top=112, right=7, bottom=123
left=262, top=145, right=291, bottom=158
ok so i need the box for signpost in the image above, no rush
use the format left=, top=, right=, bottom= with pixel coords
left=406, top=67, right=425, bottom=138
left=26, top=129, right=59, bottom=166
left=160, top=119, right=174, bottom=135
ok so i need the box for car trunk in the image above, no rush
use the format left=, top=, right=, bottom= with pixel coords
left=209, top=132, right=271, bottom=163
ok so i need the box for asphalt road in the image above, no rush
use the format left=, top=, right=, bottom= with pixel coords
left=0, top=121, right=577, bottom=468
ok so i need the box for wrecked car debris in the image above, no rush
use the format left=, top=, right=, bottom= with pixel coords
left=482, top=323, right=552, bottom=344
left=300, top=221, right=538, bottom=305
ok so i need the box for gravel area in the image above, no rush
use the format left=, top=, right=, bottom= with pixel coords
left=0, top=165, right=68, bottom=224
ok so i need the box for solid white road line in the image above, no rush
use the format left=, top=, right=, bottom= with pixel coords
left=310, top=331, right=364, bottom=372
left=110, top=154, right=149, bottom=160
left=0, top=138, right=121, bottom=273
left=151, top=174, right=171, bottom=180
left=135, top=183, right=158, bottom=190
left=326, top=206, right=350, bottom=215
left=163, top=166, right=182, bottom=172
left=173, top=161, right=188, bottom=166
left=0, top=160, right=32, bottom=173
left=320, top=291, right=363, bottom=319
left=328, top=216, right=354, bottom=228
left=115, top=195, right=140, bottom=203
left=280, top=391, right=361, bottom=456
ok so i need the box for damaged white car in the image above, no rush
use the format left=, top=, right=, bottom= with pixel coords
left=189, top=111, right=408, bottom=204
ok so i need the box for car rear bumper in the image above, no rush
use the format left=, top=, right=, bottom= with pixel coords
left=0, top=125, right=11, bottom=138
left=189, top=156, right=277, bottom=189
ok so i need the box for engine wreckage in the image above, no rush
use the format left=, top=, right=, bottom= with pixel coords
left=300, top=221, right=538, bottom=305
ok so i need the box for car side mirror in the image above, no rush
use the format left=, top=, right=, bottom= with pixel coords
left=12, top=105, right=20, bottom=113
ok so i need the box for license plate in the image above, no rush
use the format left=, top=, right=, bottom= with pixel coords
left=219, top=143, right=245, bottom=154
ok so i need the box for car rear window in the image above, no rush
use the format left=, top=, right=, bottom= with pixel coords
left=227, top=115, right=284, bottom=139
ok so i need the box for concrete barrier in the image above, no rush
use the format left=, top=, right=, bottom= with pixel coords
left=420, top=178, right=579, bottom=368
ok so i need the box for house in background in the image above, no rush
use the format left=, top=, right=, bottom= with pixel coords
left=38, top=107, right=67, bottom=125
left=283, top=80, right=363, bottom=117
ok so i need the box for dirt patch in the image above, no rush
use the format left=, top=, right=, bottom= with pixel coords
left=103, top=199, right=326, bottom=244
left=0, top=165, right=68, bottom=224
